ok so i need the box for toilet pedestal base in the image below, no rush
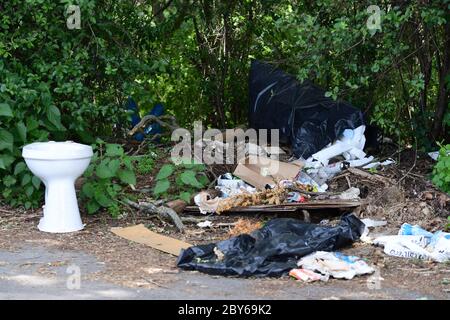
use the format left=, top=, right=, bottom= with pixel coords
left=38, top=179, right=84, bottom=233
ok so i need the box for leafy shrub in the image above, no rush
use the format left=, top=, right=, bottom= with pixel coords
left=153, top=160, right=209, bottom=203
left=431, top=143, right=450, bottom=194
left=80, top=140, right=136, bottom=217
left=0, top=101, right=48, bottom=208
left=0, top=1, right=152, bottom=208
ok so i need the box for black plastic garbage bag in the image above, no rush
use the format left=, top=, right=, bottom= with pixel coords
left=177, top=213, right=365, bottom=277
left=248, top=60, right=365, bottom=159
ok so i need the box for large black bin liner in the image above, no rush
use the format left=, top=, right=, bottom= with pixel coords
left=177, top=213, right=365, bottom=277
left=248, top=60, right=364, bottom=159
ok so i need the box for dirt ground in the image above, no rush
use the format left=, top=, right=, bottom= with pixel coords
left=0, top=147, right=449, bottom=299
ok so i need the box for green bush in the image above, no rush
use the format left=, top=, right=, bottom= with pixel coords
left=80, top=140, right=136, bottom=217
left=0, top=1, right=152, bottom=208
left=431, top=143, right=450, bottom=194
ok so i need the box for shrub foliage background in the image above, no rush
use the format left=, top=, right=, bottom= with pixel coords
left=0, top=0, right=449, bottom=208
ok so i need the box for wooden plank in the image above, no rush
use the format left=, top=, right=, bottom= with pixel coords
left=184, top=199, right=361, bottom=214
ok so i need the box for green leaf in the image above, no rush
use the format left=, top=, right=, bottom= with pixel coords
left=105, top=144, right=124, bottom=157
left=198, top=174, right=209, bottom=186
left=3, top=175, right=16, bottom=187
left=31, top=176, right=41, bottom=189
left=14, top=162, right=27, bottom=175
left=123, top=157, right=133, bottom=170
left=153, top=179, right=170, bottom=195
left=0, top=153, right=14, bottom=169
left=107, top=159, right=121, bottom=175
left=16, top=121, right=27, bottom=142
left=94, top=187, right=113, bottom=207
left=25, top=185, right=34, bottom=197
left=117, top=169, right=136, bottom=185
left=106, top=184, right=120, bottom=197
left=0, top=129, right=14, bottom=152
left=87, top=200, right=101, bottom=214
left=84, top=164, right=94, bottom=178
left=76, top=129, right=95, bottom=144
left=0, top=103, right=13, bottom=117
left=180, top=170, right=203, bottom=188
left=82, top=182, right=95, bottom=197
left=179, top=191, right=192, bottom=203
left=21, top=173, right=31, bottom=186
left=175, top=175, right=184, bottom=186
left=26, top=117, right=39, bottom=132
left=96, top=160, right=114, bottom=179
left=156, top=164, right=174, bottom=180
left=46, top=105, right=66, bottom=131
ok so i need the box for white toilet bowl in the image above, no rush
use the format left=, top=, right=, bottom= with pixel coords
left=22, top=141, right=93, bottom=233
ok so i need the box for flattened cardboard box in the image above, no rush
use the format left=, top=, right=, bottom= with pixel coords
left=111, top=224, right=191, bottom=256
left=233, top=155, right=303, bottom=190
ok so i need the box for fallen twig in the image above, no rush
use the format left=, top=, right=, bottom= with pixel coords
left=330, top=172, right=350, bottom=181
left=397, top=145, right=417, bottom=186
left=181, top=216, right=213, bottom=223
left=215, top=222, right=237, bottom=227
left=0, top=208, right=15, bottom=214
left=131, top=139, right=147, bottom=156
left=125, top=199, right=185, bottom=232
left=347, top=167, right=393, bottom=185
left=140, top=276, right=169, bottom=289
left=129, top=114, right=178, bottom=136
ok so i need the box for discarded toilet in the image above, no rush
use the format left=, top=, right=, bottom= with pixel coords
left=22, top=141, right=93, bottom=233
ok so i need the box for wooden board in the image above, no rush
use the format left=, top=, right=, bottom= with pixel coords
left=184, top=199, right=361, bottom=214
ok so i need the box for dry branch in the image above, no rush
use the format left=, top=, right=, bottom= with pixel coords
left=128, top=114, right=179, bottom=136
left=125, top=199, right=185, bottom=232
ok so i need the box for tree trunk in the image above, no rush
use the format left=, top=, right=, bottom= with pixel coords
left=432, top=22, right=450, bottom=140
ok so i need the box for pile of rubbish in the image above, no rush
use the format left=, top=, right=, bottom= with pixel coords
left=115, top=60, right=449, bottom=285
left=193, top=121, right=387, bottom=215
left=290, top=251, right=375, bottom=282
left=191, top=63, right=398, bottom=214
left=177, top=213, right=365, bottom=277
left=178, top=61, right=448, bottom=281
left=374, top=223, right=450, bottom=262
left=176, top=215, right=450, bottom=279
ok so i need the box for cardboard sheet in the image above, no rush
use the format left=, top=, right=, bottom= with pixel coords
left=233, top=155, right=303, bottom=189
left=111, top=224, right=191, bottom=256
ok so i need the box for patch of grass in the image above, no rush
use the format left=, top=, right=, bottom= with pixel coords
left=136, top=156, right=155, bottom=175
